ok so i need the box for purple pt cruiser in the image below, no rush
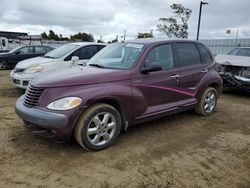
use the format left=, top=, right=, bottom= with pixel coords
left=15, top=39, right=223, bottom=151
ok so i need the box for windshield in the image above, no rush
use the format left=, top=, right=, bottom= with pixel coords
left=228, top=48, right=250, bottom=57
left=44, top=44, right=80, bottom=59
left=9, top=46, right=23, bottom=53
left=88, top=43, right=144, bottom=69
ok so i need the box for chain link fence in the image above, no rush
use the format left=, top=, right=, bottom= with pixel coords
left=200, top=38, right=250, bottom=55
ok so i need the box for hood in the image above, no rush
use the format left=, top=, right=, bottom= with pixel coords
left=15, top=56, right=56, bottom=69
left=32, top=66, right=130, bottom=88
left=215, top=54, right=250, bottom=67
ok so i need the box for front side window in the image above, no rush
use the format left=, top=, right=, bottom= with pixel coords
left=87, top=43, right=144, bottom=69
left=72, top=46, right=98, bottom=60
left=144, top=44, right=174, bottom=70
left=175, top=43, right=201, bottom=66
left=19, top=47, right=33, bottom=55
left=44, top=44, right=80, bottom=59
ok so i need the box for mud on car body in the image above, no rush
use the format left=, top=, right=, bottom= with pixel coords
left=15, top=39, right=223, bottom=151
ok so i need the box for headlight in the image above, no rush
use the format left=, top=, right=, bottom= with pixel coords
left=47, top=97, right=82, bottom=110
left=23, top=65, right=44, bottom=74
left=242, top=70, right=250, bottom=78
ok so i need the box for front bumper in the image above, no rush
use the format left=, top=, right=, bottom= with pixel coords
left=15, top=95, right=72, bottom=141
left=221, top=74, right=250, bottom=90
left=10, top=70, right=39, bottom=89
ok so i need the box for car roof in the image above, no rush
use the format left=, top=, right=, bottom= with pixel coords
left=70, top=42, right=107, bottom=46
left=16, top=45, right=52, bottom=48
left=232, top=47, right=250, bottom=49
left=124, top=38, right=198, bottom=46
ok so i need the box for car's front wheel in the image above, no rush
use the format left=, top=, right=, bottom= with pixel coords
left=0, top=59, right=8, bottom=70
left=74, top=103, right=122, bottom=151
left=195, top=87, right=218, bottom=116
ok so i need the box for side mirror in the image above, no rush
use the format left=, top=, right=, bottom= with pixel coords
left=71, top=56, right=79, bottom=65
left=15, top=51, right=20, bottom=55
left=141, top=62, right=162, bottom=74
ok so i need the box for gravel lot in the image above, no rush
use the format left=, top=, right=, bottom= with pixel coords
left=0, top=70, right=249, bottom=188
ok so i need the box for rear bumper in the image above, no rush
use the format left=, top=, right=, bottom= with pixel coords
left=15, top=95, right=72, bottom=141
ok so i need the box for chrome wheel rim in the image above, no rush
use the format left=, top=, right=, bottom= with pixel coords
left=87, top=112, right=116, bottom=146
left=204, top=91, right=216, bottom=113
left=0, top=61, right=7, bottom=70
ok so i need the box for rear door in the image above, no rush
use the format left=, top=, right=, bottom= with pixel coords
left=34, top=46, right=50, bottom=56
left=173, top=42, right=209, bottom=104
left=132, top=43, right=182, bottom=119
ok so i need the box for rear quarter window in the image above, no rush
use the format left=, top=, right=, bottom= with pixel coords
left=175, top=43, right=201, bottom=67
left=196, top=43, right=213, bottom=64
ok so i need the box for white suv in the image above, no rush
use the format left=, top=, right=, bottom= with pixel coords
left=10, top=42, right=106, bottom=89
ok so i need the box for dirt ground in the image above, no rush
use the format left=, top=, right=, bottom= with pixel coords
left=0, top=70, right=249, bottom=188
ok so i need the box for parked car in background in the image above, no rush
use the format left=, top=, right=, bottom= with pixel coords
left=0, top=45, right=53, bottom=70
left=216, top=47, right=250, bottom=90
left=10, top=42, right=106, bottom=89
left=15, top=39, right=222, bottom=151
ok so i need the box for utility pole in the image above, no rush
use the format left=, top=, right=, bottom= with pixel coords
left=196, top=1, right=208, bottom=41
left=123, top=30, right=126, bottom=41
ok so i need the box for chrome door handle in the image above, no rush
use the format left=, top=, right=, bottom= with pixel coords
left=171, top=74, right=180, bottom=79
left=201, top=69, right=208, bottom=73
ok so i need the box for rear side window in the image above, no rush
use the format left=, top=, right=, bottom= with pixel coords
left=196, top=43, right=212, bottom=64
left=72, top=45, right=98, bottom=60
left=144, top=44, right=174, bottom=70
left=35, top=46, right=49, bottom=54
left=175, top=43, right=201, bottom=67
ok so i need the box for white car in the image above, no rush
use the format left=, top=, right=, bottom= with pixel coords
left=10, top=42, right=106, bottom=89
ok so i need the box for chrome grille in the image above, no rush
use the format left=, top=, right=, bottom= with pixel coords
left=24, top=85, right=44, bottom=107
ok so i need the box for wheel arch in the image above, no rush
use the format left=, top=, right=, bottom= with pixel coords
left=79, top=98, right=129, bottom=132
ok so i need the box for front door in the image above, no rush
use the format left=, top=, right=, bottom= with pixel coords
left=14, top=46, right=36, bottom=63
left=132, top=44, right=182, bottom=120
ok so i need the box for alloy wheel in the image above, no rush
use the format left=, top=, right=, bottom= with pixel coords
left=86, top=112, right=117, bottom=146
left=203, top=90, right=216, bottom=113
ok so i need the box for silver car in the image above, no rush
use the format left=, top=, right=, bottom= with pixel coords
left=10, top=42, right=106, bottom=89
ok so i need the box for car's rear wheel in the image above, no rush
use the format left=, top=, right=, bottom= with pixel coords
left=195, top=87, right=217, bottom=116
left=74, top=103, right=122, bottom=151
left=0, top=59, right=8, bottom=70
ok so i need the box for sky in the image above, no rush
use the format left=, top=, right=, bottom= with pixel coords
left=0, top=0, right=250, bottom=42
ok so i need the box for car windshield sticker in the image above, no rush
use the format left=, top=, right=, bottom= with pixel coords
left=126, top=43, right=144, bottom=50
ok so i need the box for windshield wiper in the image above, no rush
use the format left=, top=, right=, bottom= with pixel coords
left=88, top=63, right=105, bottom=68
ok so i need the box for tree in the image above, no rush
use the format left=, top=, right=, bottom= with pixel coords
left=157, top=4, right=192, bottom=38
left=48, top=30, right=59, bottom=40
left=41, top=32, right=48, bottom=39
left=137, top=32, right=153, bottom=38
left=70, top=32, right=94, bottom=42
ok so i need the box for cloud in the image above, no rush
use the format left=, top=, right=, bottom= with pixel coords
left=0, top=0, right=249, bottom=41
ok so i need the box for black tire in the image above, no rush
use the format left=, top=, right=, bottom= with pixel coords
left=74, top=103, right=122, bottom=151
left=195, top=87, right=218, bottom=116
left=0, top=59, right=8, bottom=70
